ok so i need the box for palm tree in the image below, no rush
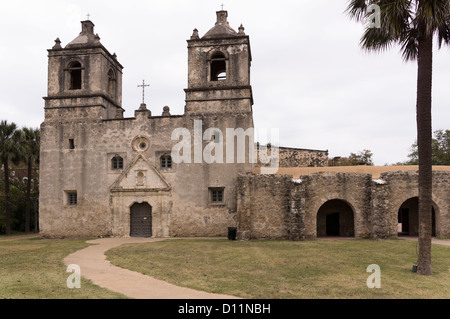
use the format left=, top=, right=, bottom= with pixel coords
left=346, top=0, right=450, bottom=275
left=0, top=120, right=19, bottom=235
left=21, top=127, right=40, bottom=233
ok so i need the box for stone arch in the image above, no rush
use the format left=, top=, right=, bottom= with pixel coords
left=209, top=51, right=228, bottom=81
left=397, top=197, right=438, bottom=237
left=316, top=199, right=355, bottom=237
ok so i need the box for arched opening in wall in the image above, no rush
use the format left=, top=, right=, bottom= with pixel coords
left=130, top=202, right=152, bottom=237
left=68, top=61, right=82, bottom=90
left=210, top=52, right=227, bottom=81
left=397, top=197, right=436, bottom=237
left=317, top=199, right=355, bottom=237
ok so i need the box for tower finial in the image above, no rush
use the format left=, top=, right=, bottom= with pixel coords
left=216, top=9, right=228, bottom=25
left=52, top=38, right=62, bottom=49
left=238, top=24, right=245, bottom=35
left=191, top=28, right=199, bottom=39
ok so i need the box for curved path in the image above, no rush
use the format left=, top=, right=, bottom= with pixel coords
left=64, top=237, right=239, bottom=299
left=63, top=236, right=449, bottom=299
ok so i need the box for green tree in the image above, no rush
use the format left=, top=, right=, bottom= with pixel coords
left=408, top=129, right=450, bottom=165
left=346, top=0, right=450, bottom=275
left=21, top=127, right=40, bottom=233
left=0, top=120, right=21, bottom=235
left=348, top=149, right=374, bottom=165
left=330, top=149, right=374, bottom=166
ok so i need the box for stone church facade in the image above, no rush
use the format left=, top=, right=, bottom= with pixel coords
left=39, top=11, right=450, bottom=239
left=39, top=11, right=256, bottom=238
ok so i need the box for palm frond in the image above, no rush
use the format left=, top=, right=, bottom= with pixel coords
left=346, top=0, right=370, bottom=21
left=436, top=18, right=450, bottom=47
left=379, top=0, right=415, bottom=37
left=416, top=0, right=450, bottom=38
left=360, top=26, right=397, bottom=51
left=400, top=27, right=420, bottom=60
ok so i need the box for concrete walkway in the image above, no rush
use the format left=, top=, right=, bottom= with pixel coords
left=63, top=236, right=449, bottom=299
left=63, top=237, right=239, bottom=299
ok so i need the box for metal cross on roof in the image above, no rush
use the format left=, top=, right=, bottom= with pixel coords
left=137, top=80, right=150, bottom=104
left=87, top=13, right=91, bottom=20
left=221, top=4, right=224, bottom=10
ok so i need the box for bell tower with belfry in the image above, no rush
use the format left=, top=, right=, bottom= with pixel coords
left=44, top=19, right=124, bottom=120
left=184, top=10, right=253, bottom=115
left=39, top=11, right=258, bottom=239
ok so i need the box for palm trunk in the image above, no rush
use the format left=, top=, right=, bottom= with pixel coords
left=25, top=157, right=32, bottom=233
left=416, top=28, right=433, bottom=275
left=34, top=196, right=39, bottom=233
left=3, top=157, right=11, bottom=235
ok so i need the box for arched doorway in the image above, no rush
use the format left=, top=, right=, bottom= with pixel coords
left=398, top=197, right=436, bottom=237
left=130, top=202, right=152, bottom=237
left=317, top=199, right=355, bottom=237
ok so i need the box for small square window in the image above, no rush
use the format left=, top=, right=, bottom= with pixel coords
left=112, top=156, right=124, bottom=170
left=209, top=188, right=224, bottom=204
left=67, top=191, right=77, bottom=206
left=161, top=155, right=172, bottom=169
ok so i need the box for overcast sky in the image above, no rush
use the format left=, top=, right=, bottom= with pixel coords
left=1, top=0, right=449, bottom=165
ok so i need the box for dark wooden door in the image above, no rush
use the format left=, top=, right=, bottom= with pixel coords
left=130, top=203, right=152, bottom=237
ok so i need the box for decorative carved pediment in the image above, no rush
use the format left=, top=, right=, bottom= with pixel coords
left=110, top=154, right=171, bottom=192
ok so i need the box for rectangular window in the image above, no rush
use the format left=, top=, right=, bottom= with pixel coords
left=67, top=191, right=77, bottom=206
left=70, top=69, right=82, bottom=90
left=209, top=188, right=224, bottom=204
left=161, top=155, right=172, bottom=169
left=112, top=156, right=123, bottom=170
left=69, top=139, right=75, bottom=149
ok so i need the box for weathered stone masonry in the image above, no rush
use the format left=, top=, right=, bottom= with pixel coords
left=256, top=146, right=329, bottom=168
left=39, top=12, right=254, bottom=238
left=236, top=170, right=450, bottom=240
left=39, top=12, right=450, bottom=241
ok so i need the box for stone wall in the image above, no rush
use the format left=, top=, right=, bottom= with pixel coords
left=236, top=170, right=450, bottom=240
left=237, top=174, right=293, bottom=240
left=39, top=109, right=253, bottom=238
left=256, top=146, right=328, bottom=168
left=375, top=171, right=450, bottom=238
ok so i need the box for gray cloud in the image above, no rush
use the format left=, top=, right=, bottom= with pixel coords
left=0, top=0, right=449, bottom=165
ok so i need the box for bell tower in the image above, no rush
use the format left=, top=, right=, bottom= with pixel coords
left=185, top=10, right=253, bottom=114
left=44, top=20, right=124, bottom=120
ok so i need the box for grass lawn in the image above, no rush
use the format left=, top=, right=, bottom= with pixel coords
left=0, top=234, right=127, bottom=299
left=106, top=238, right=450, bottom=299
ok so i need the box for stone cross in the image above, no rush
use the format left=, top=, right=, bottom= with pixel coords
left=137, top=80, right=150, bottom=104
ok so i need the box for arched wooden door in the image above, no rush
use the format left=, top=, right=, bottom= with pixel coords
left=130, top=202, right=152, bottom=237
